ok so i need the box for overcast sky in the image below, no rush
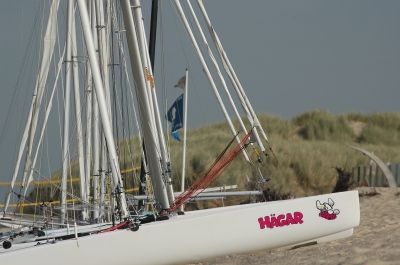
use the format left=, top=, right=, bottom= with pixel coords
left=0, top=0, right=399, bottom=185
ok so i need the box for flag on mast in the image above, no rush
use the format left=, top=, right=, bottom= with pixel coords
left=174, top=76, right=186, bottom=89
left=166, top=94, right=184, bottom=142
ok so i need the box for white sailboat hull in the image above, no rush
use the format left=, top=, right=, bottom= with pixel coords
left=0, top=191, right=359, bottom=264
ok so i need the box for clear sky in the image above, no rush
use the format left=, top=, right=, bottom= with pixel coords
left=0, top=0, right=399, bottom=184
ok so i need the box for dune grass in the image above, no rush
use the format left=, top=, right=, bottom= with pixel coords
left=164, top=110, right=400, bottom=205
left=26, top=111, right=400, bottom=212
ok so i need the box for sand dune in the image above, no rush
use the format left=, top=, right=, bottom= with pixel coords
left=194, top=187, right=400, bottom=265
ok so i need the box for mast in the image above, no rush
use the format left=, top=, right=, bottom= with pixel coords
left=173, top=0, right=250, bottom=161
left=186, top=1, right=255, bottom=145
left=148, top=0, right=158, bottom=72
left=24, top=48, right=66, bottom=198
left=131, top=0, right=175, bottom=206
left=3, top=0, right=60, bottom=216
left=95, top=0, right=111, bottom=117
left=186, top=1, right=267, bottom=165
left=138, top=0, right=159, bottom=210
left=95, top=0, right=110, bottom=223
left=197, top=0, right=269, bottom=156
left=77, top=0, right=129, bottom=219
left=90, top=0, right=100, bottom=222
left=84, top=0, right=93, bottom=221
left=60, top=0, right=74, bottom=225
left=20, top=0, right=61, bottom=201
left=71, top=8, right=87, bottom=221
left=120, top=0, right=170, bottom=211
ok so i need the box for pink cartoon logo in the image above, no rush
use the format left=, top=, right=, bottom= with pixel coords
left=316, top=198, right=340, bottom=220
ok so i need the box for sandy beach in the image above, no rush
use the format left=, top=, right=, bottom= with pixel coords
left=191, top=187, right=400, bottom=265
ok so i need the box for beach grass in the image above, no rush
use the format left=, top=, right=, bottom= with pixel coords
left=24, top=111, right=400, bottom=212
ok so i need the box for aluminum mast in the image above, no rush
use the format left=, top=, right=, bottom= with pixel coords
left=120, top=0, right=170, bottom=211
left=77, top=0, right=129, bottom=218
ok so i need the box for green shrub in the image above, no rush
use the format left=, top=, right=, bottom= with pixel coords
left=368, top=112, right=400, bottom=131
left=358, top=124, right=400, bottom=145
left=293, top=110, right=352, bottom=141
left=343, top=112, right=368, bottom=123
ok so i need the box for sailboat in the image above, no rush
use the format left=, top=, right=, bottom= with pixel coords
left=0, top=0, right=360, bottom=264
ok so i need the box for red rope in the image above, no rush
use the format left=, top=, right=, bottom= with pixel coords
left=171, top=130, right=252, bottom=212
left=97, top=221, right=131, bottom=233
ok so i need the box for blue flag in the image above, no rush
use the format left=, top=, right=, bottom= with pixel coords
left=166, top=94, right=184, bottom=142
left=171, top=131, right=181, bottom=142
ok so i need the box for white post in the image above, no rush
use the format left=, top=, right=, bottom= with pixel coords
left=180, top=69, right=189, bottom=212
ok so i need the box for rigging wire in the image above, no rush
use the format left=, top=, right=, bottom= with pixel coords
left=8, top=1, right=291, bottom=221
left=172, top=129, right=252, bottom=211
left=5, top=1, right=50, bottom=221
left=0, top=2, right=44, bottom=174
left=110, top=1, right=143, bottom=193
left=31, top=168, right=94, bottom=208
left=162, top=1, right=208, bottom=130
left=168, top=0, right=208, bottom=124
